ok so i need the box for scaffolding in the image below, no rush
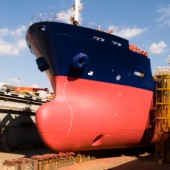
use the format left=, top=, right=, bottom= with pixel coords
left=155, top=67, right=170, bottom=163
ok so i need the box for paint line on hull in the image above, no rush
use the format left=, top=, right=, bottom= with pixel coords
left=63, top=80, right=74, bottom=136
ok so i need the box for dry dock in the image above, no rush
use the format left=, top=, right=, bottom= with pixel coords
left=1, top=68, right=170, bottom=169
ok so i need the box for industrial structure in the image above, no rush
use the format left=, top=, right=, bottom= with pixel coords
left=155, top=67, right=170, bottom=163
left=0, top=90, right=50, bottom=151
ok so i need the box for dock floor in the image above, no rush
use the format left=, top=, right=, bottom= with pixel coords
left=0, top=148, right=170, bottom=170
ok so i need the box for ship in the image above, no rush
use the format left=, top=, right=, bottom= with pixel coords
left=26, top=0, right=155, bottom=152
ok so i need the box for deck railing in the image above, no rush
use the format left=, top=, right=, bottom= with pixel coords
left=30, top=13, right=67, bottom=25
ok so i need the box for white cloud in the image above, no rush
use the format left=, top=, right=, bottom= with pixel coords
left=0, top=25, right=26, bottom=37
left=157, top=5, right=170, bottom=27
left=149, top=41, right=167, bottom=54
left=30, top=84, right=40, bottom=88
left=0, top=28, right=9, bottom=36
left=56, top=7, right=82, bottom=24
left=109, top=25, right=146, bottom=39
left=0, top=38, right=26, bottom=56
left=56, top=8, right=74, bottom=23
left=11, top=25, right=27, bottom=37
left=0, top=25, right=27, bottom=56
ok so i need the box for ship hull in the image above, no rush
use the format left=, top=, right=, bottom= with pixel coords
left=36, top=76, right=153, bottom=151
left=26, top=21, right=155, bottom=152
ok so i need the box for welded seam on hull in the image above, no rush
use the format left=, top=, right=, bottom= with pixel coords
left=63, top=81, right=73, bottom=136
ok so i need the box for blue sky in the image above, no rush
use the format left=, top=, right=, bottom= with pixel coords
left=0, top=0, right=170, bottom=88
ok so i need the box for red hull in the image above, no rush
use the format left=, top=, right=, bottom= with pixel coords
left=36, top=76, right=153, bottom=152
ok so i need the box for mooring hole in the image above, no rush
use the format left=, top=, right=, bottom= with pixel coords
left=79, top=58, right=85, bottom=64
left=92, top=134, right=104, bottom=146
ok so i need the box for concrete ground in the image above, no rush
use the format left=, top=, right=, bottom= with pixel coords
left=60, top=155, right=170, bottom=170
left=0, top=148, right=170, bottom=170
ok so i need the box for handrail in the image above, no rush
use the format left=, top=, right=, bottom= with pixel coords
left=30, top=13, right=68, bottom=26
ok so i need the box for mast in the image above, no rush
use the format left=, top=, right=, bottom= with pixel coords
left=73, top=0, right=83, bottom=25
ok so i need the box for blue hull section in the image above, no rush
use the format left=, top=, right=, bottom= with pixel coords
left=26, top=22, right=155, bottom=91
